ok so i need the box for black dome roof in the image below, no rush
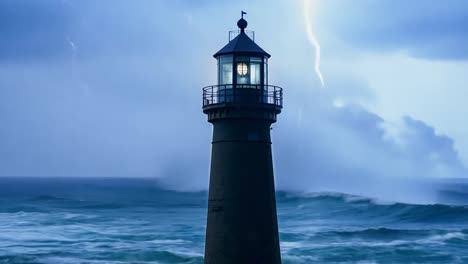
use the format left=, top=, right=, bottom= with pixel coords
left=214, top=31, right=270, bottom=58
left=214, top=17, right=270, bottom=58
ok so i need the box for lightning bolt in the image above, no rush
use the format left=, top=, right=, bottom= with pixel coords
left=303, top=0, right=325, bottom=87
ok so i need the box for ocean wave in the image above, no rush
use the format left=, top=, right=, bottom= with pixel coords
left=281, top=230, right=466, bottom=250
left=280, top=191, right=385, bottom=205
left=2, top=178, right=468, bottom=263
left=279, top=191, right=468, bottom=223
left=323, top=227, right=424, bottom=239
left=24, top=195, right=129, bottom=210
left=148, top=239, right=190, bottom=245
left=316, top=227, right=467, bottom=241
left=0, top=239, right=204, bottom=263
left=424, top=232, right=466, bottom=243
left=25, top=249, right=203, bottom=264
left=282, top=254, right=320, bottom=264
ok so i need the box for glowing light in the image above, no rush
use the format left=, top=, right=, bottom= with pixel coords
left=237, top=63, right=248, bottom=76
left=303, top=0, right=325, bottom=87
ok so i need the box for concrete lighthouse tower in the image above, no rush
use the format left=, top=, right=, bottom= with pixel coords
left=202, top=13, right=283, bottom=264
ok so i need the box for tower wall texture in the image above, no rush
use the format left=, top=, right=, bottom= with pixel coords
left=204, top=118, right=282, bottom=264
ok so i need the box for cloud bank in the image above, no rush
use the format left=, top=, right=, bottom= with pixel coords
left=275, top=87, right=466, bottom=203
left=318, top=0, right=468, bottom=60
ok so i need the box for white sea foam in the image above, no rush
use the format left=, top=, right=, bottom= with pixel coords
left=368, top=198, right=398, bottom=206
left=282, top=254, right=320, bottom=263
left=343, top=195, right=371, bottom=203
left=148, top=239, right=189, bottom=245
left=284, top=231, right=466, bottom=250
left=281, top=241, right=305, bottom=250
left=423, top=232, right=466, bottom=243
left=165, top=248, right=204, bottom=258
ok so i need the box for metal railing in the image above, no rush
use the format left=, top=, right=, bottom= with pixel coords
left=202, top=84, right=283, bottom=108
left=229, top=30, right=255, bottom=41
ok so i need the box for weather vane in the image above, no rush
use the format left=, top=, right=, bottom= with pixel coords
left=241, top=10, right=247, bottom=19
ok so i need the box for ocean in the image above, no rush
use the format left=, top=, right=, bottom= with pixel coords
left=1, top=177, right=467, bottom=264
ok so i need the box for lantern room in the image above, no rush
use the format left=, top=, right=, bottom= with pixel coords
left=214, top=15, right=270, bottom=88
left=202, top=13, right=282, bottom=110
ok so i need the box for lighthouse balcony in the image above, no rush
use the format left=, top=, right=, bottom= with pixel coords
left=202, top=84, right=283, bottom=122
left=202, top=84, right=283, bottom=109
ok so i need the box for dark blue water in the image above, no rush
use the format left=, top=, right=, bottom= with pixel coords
left=1, top=177, right=468, bottom=264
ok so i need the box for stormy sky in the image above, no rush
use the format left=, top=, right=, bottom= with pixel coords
left=1, top=0, right=468, bottom=200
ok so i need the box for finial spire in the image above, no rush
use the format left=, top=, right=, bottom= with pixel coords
left=238, top=11, right=248, bottom=33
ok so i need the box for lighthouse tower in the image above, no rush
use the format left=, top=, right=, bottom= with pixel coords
left=202, top=13, right=283, bottom=264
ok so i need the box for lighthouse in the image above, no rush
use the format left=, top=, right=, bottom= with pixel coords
left=202, top=13, right=283, bottom=264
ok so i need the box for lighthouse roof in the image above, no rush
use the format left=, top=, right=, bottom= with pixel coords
left=214, top=17, right=271, bottom=58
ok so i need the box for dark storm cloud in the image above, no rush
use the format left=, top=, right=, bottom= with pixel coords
left=320, top=0, right=468, bottom=60
left=0, top=0, right=211, bottom=177
left=0, top=0, right=193, bottom=62
left=0, top=0, right=466, bottom=202
left=0, top=0, right=75, bottom=61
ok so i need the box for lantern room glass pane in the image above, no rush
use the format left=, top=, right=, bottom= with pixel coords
left=237, top=64, right=249, bottom=84
left=218, top=56, right=233, bottom=85
left=235, top=56, right=249, bottom=85
left=234, top=56, right=263, bottom=86
left=250, top=63, right=261, bottom=84
left=250, top=57, right=262, bottom=85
